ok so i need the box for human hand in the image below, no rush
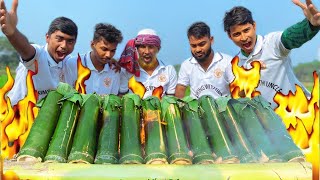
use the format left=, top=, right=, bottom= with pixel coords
left=108, top=58, right=121, bottom=73
left=292, top=0, right=320, bottom=26
left=0, top=0, right=18, bottom=36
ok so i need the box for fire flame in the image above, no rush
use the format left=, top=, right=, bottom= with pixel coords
left=75, top=54, right=91, bottom=94
left=152, top=86, right=164, bottom=100
left=128, top=76, right=146, bottom=99
left=0, top=67, right=14, bottom=120
left=274, top=71, right=319, bottom=179
left=1, top=170, right=20, bottom=180
left=230, top=56, right=261, bottom=98
left=1, top=62, right=38, bottom=159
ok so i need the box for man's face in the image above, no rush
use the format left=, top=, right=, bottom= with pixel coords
left=228, top=22, right=256, bottom=55
left=189, top=35, right=213, bottom=63
left=91, top=38, right=118, bottom=65
left=46, top=30, right=76, bottom=63
left=137, top=44, right=159, bottom=65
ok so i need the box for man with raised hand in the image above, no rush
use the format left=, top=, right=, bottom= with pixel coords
left=223, top=0, right=319, bottom=108
left=0, top=0, right=78, bottom=105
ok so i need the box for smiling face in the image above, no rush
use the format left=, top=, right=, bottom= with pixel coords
left=189, top=35, right=213, bottom=63
left=228, top=22, right=257, bottom=55
left=46, top=30, right=76, bottom=63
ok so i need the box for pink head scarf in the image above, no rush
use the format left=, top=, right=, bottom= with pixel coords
left=119, top=29, right=161, bottom=77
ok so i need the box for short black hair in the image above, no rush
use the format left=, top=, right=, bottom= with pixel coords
left=47, top=16, right=78, bottom=39
left=223, top=6, right=254, bottom=34
left=93, top=23, right=123, bottom=44
left=187, top=21, right=211, bottom=39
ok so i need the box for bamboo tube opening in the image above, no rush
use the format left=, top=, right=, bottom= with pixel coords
left=288, top=156, right=306, bottom=162
left=17, top=155, right=41, bottom=163
left=68, top=160, right=91, bottom=164
left=171, top=158, right=192, bottom=165
left=146, top=159, right=168, bottom=165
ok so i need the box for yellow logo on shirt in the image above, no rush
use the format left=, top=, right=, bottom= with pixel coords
left=104, top=77, right=112, bottom=87
left=158, top=73, right=167, bottom=82
left=213, top=68, right=223, bottom=78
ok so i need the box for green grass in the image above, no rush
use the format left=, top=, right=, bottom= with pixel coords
left=0, top=75, right=8, bottom=88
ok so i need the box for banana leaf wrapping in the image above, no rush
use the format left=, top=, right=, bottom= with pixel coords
left=252, top=96, right=305, bottom=162
left=215, top=97, right=257, bottom=163
left=180, top=96, right=214, bottom=164
left=231, top=98, right=282, bottom=162
left=142, top=96, right=168, bottom=164
left=67, top=94, right=101, bottom=164
left=199, top=95, right=239, bottom=163
left=161, top=96, right=192, bottom=164
left=94, top=95, right=121, bottom=164
left=17, top=90, right=63, bottom=162
left=119, top=94, right=143, bottom=164
left=44, top=88, right=82, bottom=163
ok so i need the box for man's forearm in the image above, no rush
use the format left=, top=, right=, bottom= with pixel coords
left=6, top=29, right=35, bottom=61
left=281, top=18, right=320, bottom=50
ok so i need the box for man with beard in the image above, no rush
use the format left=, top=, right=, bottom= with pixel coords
left=223, top=0, right=319, bottom=108
left=119, top=28, right=177, bottom=99
left=64, top=23, right=123, bottom=95
left=1, top=0, right=78, bottom=105
left=175, top=22, right=234, bottom=99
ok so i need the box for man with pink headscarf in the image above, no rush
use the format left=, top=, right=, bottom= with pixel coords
left=118, top=29, right=177, bottom=98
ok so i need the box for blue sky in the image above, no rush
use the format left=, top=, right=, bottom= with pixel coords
left=1, top=0, right=319, bottom=67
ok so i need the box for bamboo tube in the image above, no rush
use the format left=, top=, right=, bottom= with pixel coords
left=198, top=95, right=239, bottom=163
left=44, top=91, right=82, bottom=163
left=67, top=94, right=101, bottom=164
left=161, top=96, right=192, bottom=165
left=215, top=97, right=257, bottom=163
left=17, top=90, right=63, bottom=162
left=94, top=95, right=121, bottom=164
left=119, top=94, right=143, bottom=164
left=142, top=96, right=168, bottom=164
left=180, top=96, right=214, bottom=164
left=252, top=96, right=305, bottom=162
left=231, top=98, right=283, bottom=162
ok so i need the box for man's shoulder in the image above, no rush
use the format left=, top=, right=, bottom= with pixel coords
left=180, top=57, right=194, bottom=66
left=217, top=52, right=234, bottom=61
left=263, top=32, right=283, bottom=42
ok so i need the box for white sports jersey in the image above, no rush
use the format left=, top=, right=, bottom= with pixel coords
left=238, top=32, right=310, bottom=108
left=177, top=52, right=234, bottom=99
left=7, top=44, right=67, bottom=106
left=64, top=52, right=120, bottom=95
left=120, top=61, right=177, bottom=99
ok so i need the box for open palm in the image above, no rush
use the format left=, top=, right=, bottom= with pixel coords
left=293, top=0, right=320, bottom=26
left=0, top=0, right=18, bottom=36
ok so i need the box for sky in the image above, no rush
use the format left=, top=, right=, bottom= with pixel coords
left=0, top=0, right=319, bottom=67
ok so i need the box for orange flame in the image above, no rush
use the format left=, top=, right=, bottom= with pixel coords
left=1, top=67, right=16, bottom=158
left=274, top=71, right=319, bottom=179
left=1, top=61, right=38, bottom=159
left=128, top=76, right=146, bottom=99
left=75, top=54, right=91, bottom=94
left=1, top=170, right=20, bottom=180
left=229, top=56, right=261, bottom=98
left=152, top=86, right=164, bottom=100
left=0, top=67, right=14, bottom=120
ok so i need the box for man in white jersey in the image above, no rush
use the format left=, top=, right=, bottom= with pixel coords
left=119, top=29, right=177, bottom=99
left=0, top=0, right=77, bottom=105
left=223, top=0, right=320, bottom=108
left=64, top=23, right=122, bottom=95
left=175, top=22, right=234, bottom=99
